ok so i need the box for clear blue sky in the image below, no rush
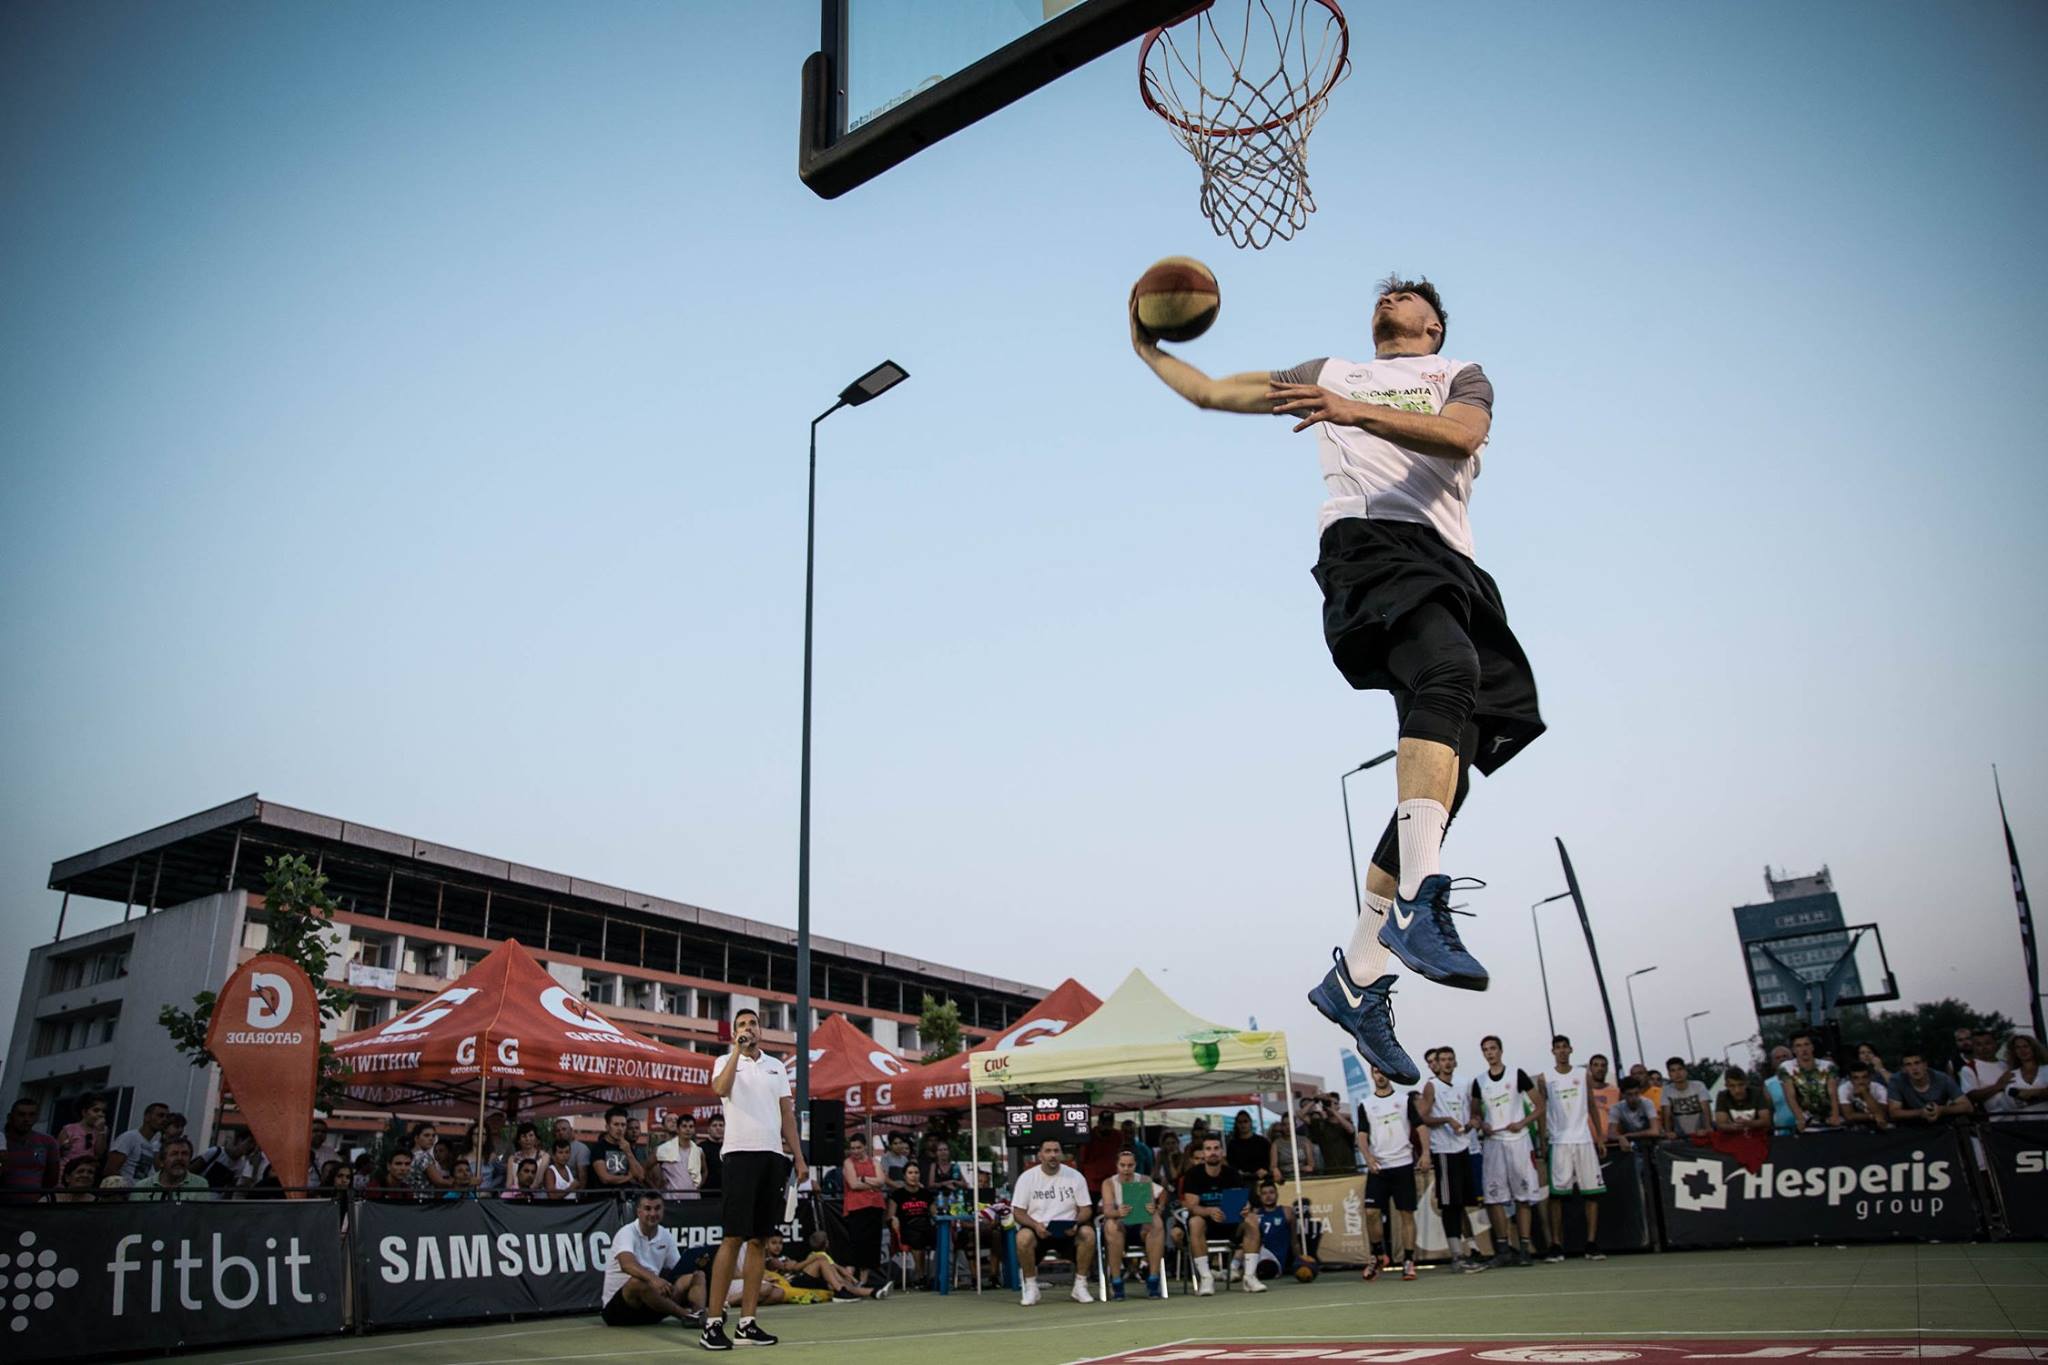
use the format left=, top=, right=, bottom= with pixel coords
left=4, top=1, right=2045, bottom=1091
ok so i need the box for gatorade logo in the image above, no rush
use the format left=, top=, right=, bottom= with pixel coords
left=246, top=973, right=294, bottom=1029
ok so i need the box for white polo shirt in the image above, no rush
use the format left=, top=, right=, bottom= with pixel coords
left=603, top=1219, right=678, bottom=1303
left=715, top=1049, right=791, bottom=1155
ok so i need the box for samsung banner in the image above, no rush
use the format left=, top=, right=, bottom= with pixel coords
left=355, top=1193, right=803, bottom=1328
left=1655, top=1127, right=1978, bottom=1246
left=1981, top=1121, right=2048, bottom=1239
left=0, top=1199, right=345, bottom=1362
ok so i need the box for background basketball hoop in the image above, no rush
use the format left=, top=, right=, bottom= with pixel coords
left=1139, top=0, right=1350, bottom=250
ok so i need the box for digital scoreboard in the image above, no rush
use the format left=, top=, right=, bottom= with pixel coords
left=1004, top=1095, right=1091, bottom=1147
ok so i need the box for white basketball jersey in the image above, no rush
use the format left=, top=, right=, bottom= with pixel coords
left=1361, top=1090, right=1415, bottom=1168
left=1476, top=1066, right=1527, bottom=1143
left=1545, top=1065, right=1592, bottom=1144
left=1423, top=1073, right=1472, bottom=1154
left=1295, top=354, right=1487, bottom=559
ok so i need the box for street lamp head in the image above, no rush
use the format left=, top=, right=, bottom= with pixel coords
left=839, top=359, right=909, bottom=406
left=1686, top=1009, right=1712, bottom=1021
left=1629, top=965, right=1659, bottom=979
left=1535, top=891, right=1572, bottom=907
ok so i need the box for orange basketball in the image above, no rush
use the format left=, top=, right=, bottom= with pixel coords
left=1133, top=256, right=1219, bottom=342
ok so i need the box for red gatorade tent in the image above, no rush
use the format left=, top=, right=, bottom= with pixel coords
left=805, top=1012, right=916, bottom=1115
left=332, top=938, right=714, bottom=1116
left=887, top=976, right=1102, bottom=1114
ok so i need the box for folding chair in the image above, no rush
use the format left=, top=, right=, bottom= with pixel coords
left=1095, top=1213, right=1168, bottom=1301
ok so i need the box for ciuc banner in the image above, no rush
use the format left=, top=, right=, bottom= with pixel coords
left=358, top=1193, right=803, bottom=1328
left=1981, top=1121, right=2048, bottom=1239
left=206, top=954, right=319, bottom=1187
left=1655, top=1126, right=1977, bottom=1246
left=0, top=1199, right=345, bottom=1362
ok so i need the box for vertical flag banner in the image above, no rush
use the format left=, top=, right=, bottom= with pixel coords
left=1995, top=769, right=2045, bottom=1040
left=206, top=953, right=320, bottom=1188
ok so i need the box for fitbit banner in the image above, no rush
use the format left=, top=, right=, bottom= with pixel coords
left=357, top=1193, right=802, bottom=1328
left=1655, top=1126, right=1978, bottom=1246
left=1981, top=1121, right=2048, bottom=1239
left=0, top=1199, right=345, bottom=1362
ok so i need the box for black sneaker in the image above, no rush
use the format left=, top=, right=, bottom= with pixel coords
left=733, top=1319, right=779, bottom=1347
left=700, top=1318, right=733, bottom=1351
left=1584, top=1244, right=1606, bottom=1261
left=682, top=1308, right=707, bottom=1328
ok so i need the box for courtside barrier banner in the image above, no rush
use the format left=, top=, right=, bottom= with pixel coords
left=1981, top=1121, right=2048, bottom=1238
left=1654, top=1125, right=1977, bottom=1246
left=0, top=1199, right=345, bottom=1362
left=1294, top=1174, right=1372, bottom=1264
left=356, top=1193, right=802, bottom=1328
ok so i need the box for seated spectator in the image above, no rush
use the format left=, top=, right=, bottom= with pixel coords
left=1010, top=1139, right=1096, bottom=1306
left=601, top=1190, right=706, bottom=1329
left=1713, top=1069, right=1772, bottom=1132
left=545, top=1136, right=583, bottom=1198
left=766, top=1230, right=888, bottom=1300
left=1960, top=1029, right=2008, bottom=1109
left=888, top=1162, right=938, bottom=1287
left=55, top=1092, right=110, bottom=1173
left=1224, top=1111, right=1269, bottom=1183
left=1887, top=1050, right=1972, bottom=1123
left=53, top=1156, right=100, bottom=1203
left=1180, top=1134, right=1264, bottom=1294
left=1660, top=1058, right=1713, bottom=1139
left=1098, top=1148, right=1165, bottom=1300
left=1837, top=1063, right=1891, bottom=1128
left=2, top=1097, right=59, bottom=1201
left=1984, top=1034, right=2048, bottom=1119
left=139, top=1136, right=212, bottom=1199
left=1248, top=1181, right=1299, bottom=1283
left=1609, top=1077, right=1662, bottom=1149
left=1780, top=1031, right=1842, bottom=1129
left=655, top=1115, right=705, bottom=1198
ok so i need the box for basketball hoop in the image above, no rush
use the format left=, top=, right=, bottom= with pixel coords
left=1139, top=0, right=1349, bottom=250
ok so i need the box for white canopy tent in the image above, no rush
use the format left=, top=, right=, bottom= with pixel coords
left=964, top=968, right=1309, bottom=1284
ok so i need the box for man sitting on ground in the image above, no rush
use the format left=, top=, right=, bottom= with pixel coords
left=1181, top=1133, right=1266, bottom=1294
left=1099, top=1147, right=1166, bottom=1300
left=602, top=1191, right=705, bottom=1329
left=1011, top=1138, right=1096, bottom=1306
left=1249, top=1181, right=1299, bottom=1284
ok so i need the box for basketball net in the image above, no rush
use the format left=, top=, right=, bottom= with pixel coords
left=1139, top=0, right=1350, bottom=250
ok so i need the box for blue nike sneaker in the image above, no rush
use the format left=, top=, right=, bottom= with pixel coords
left=1378, top=874, right=1489, bottom=990
left=1307, top=951, right=1420, bottom=1085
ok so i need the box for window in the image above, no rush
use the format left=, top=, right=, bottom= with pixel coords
left=659, top=986, right=688, bottom=1015
left=352, top=936, right=391, bottom=970
left=699, top=991, right=729, bottom=1023
left=584, top=975, right=616, bottom=1006
left=900, top=1026, right=923, bottom=1054
left=241, top=920, right=270, bottom=952
left=351, top=1001, right=387, bottom=1032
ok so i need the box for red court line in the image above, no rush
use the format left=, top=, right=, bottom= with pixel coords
left=1081, top=1344, right=2048, bottom=1365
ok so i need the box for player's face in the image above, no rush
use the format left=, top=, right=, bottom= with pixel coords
left=1371, top=1065, right=1390, bottom=1092
left=1372, top=290, right=1441, bottom=348
left=1552, top=1041, right=1573, bottom=1067
left=1435, top=1049, right=1457, bottom=1078
left=1202, top=1139, right=1224, bottom=1167
left=1481, top=1039, right=1502, bottom=1066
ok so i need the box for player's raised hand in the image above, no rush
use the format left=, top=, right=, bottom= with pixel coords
left=1267, top=381, right=1366, bottom=432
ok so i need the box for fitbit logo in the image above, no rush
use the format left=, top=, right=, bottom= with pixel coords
left=107, top=1233, right=317, bottom=1313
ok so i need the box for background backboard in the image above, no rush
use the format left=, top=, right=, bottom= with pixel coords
left=800, top=0, right=1191, bottom=197
left=1742, top=922, right=1900, bottom=1021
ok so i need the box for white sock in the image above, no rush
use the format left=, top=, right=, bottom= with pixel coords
left=1395, top=799, right=1448, bottom=900
left=1346, top=890, right=1394, bottom=981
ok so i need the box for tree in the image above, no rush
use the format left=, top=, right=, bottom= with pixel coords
left=1759, top=999, right=2017, bottom=1069
left=918, top=993, right=963, bottom=1061
left=160, top=854, right=357, bottom=1110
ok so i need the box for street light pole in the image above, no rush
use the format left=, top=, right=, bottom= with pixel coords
left=1625, top=966, right=1659, bottom=1071
left=1529, top=891, right=1573, bottom=1039
left=796, top=360, right=909, bottom=1133
left=1339, top=751, right=1398, bottom=915
left=1683, top=1009, right=1711, bottom=1066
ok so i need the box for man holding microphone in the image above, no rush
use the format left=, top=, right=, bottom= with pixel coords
left=701, top=1006, right=808, bottom=1352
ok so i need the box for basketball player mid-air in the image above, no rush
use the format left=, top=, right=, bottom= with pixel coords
left=1129, top=275, right=1544, bottom=1085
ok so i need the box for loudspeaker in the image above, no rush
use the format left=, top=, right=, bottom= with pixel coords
left=808, top=1098, right=846, bottom=1168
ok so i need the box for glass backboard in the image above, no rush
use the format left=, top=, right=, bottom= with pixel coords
left=800, top=0, right=1192, bottom=198
left=1742, top=923, right=1899, bottom=1019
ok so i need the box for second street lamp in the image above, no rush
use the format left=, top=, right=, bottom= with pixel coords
left=1339, top=750, right=1398, bottom=915
left=1530, top=891, right=1573, bottom=1039
left=1683, top=1009, right=1712, bottom=1065
left=1625, top=966, right=1659, bottom=1071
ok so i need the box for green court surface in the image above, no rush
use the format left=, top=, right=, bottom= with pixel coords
left=188, top=1245, right=2046, bottom=1365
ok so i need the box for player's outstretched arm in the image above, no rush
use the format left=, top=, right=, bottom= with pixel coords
left=1130, top=296, right=1275, bottom=414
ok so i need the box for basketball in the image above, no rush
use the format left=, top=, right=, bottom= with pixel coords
left=1294, top=1264, right=1317, bottom=1282
left=1132, top=255, right=1219, bottom=342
